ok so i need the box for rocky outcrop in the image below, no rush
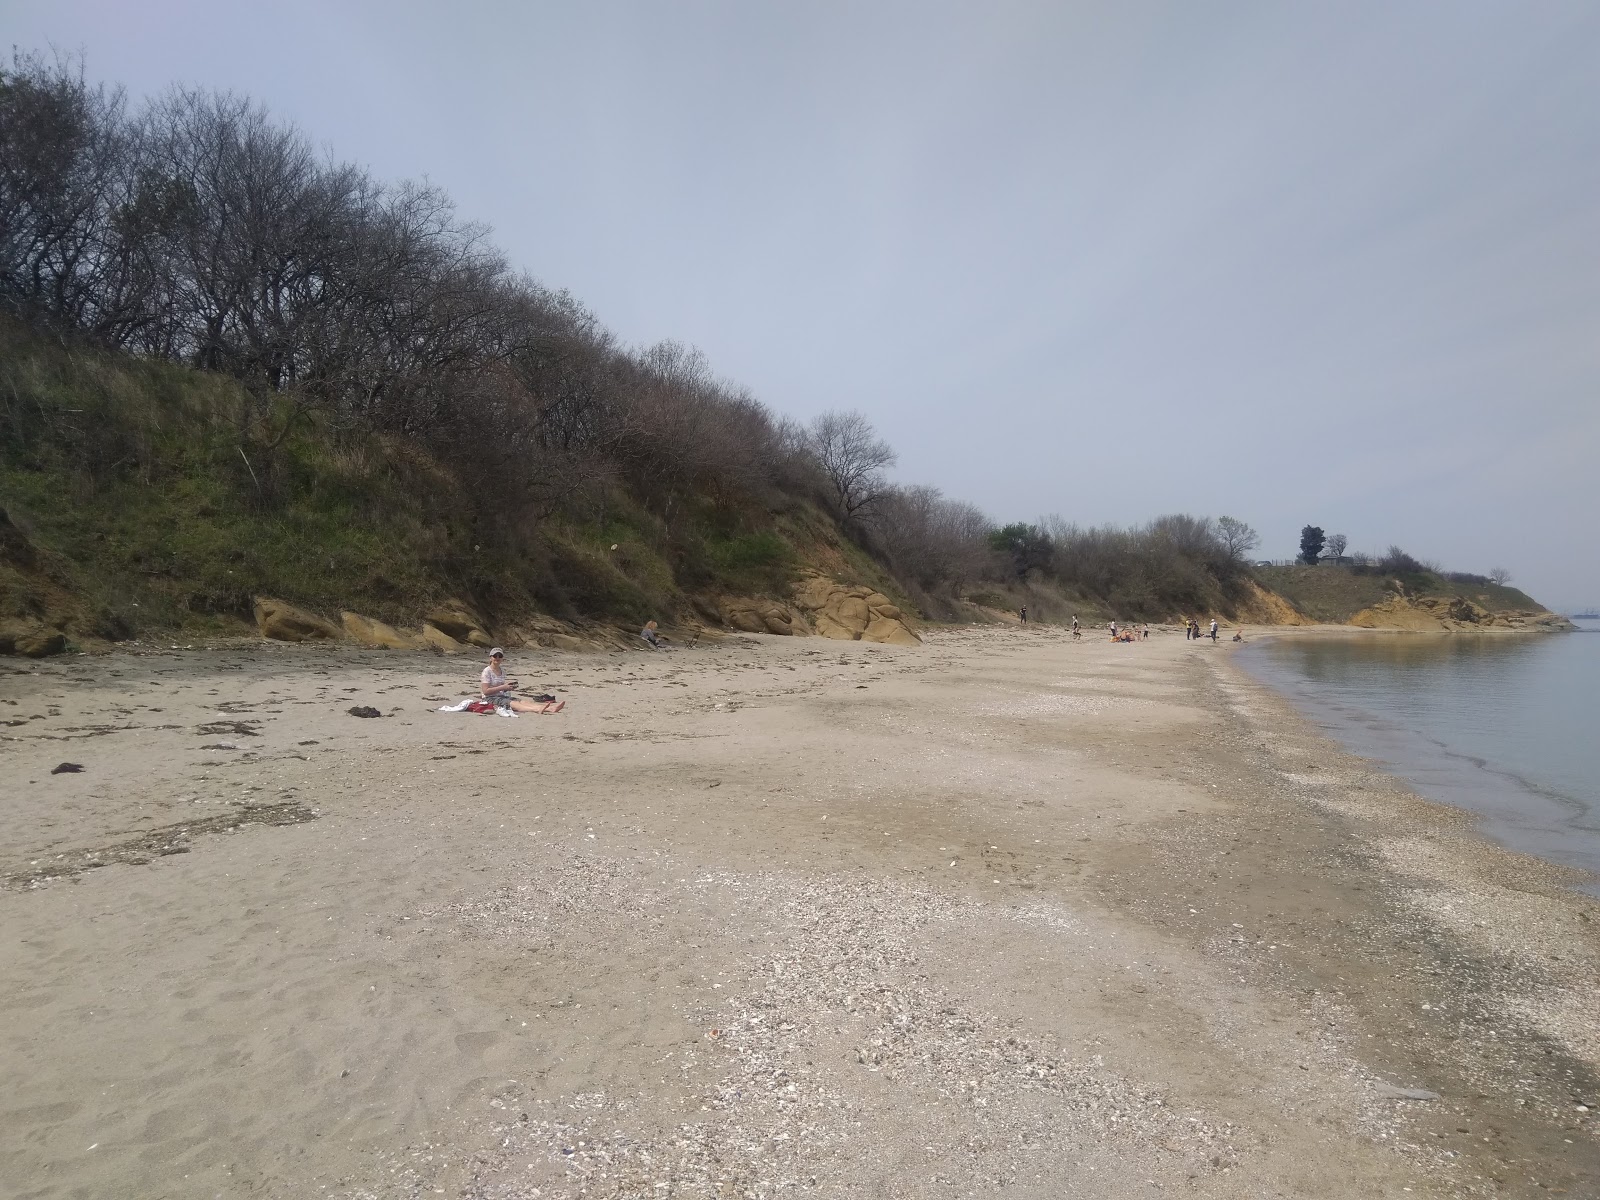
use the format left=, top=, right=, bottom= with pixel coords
left=340, top=612, right=424, bottom=649
left=721, top=598, right=805, bottom=636
left=499, top=614, right=650, bottom=652
left=254, top=597, right=340, bottom=642
left=1351, top=595, right=1574, bottom=632
left=710, top=577, right=920, bottom=645
left=0, top=621, right=66, bottom=657
left=422, top=623, right=471, bottom=654
left=424, top=600, right=494, bottom=648
left=548, top=633, right=594, bottom=651
left=791, top=574, right=920, bottom=646
left=1234, top=580, right=1309, bottom=625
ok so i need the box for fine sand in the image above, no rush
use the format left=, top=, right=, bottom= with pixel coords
left=2, top=627, right=1597, bottom=1199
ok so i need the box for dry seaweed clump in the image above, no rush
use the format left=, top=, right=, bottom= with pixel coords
left=392, top=855, right=1238, bottom=1198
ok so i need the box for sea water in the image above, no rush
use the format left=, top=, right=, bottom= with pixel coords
left=1239, top=620, right=1600, bottom=893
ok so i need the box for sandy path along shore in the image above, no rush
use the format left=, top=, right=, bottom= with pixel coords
left=1, top=627, right=1596, bottom=1198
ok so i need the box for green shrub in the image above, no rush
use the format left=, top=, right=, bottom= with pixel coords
left=707, top=531, right=789, bottom=571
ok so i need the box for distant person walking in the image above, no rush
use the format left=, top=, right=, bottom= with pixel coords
left=1019, top=605, right=1027, bottom=624
left=1209, top=618, right=1219, bottom=643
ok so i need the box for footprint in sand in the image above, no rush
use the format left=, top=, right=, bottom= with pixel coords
left=453, top=1030, right=503, bottom=1060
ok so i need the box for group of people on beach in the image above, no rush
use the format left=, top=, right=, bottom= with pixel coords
left=475, top=609, right=1241, bottom=717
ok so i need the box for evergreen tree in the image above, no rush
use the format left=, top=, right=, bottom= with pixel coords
left=1299, top=525, right=1325, bottom=565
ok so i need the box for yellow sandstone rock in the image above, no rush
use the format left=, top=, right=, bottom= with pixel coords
left=424, top=600, right=494, bottom=648
left=865, top=614, right=921, bottom=647
left=1350, top=595, right=1487, bottom=631
left=721, top=598, right=800, bottom=636
left=788, top=573, right=921, bottom=645
left=340, top=612, right=423, bottom=649
left=1234, top=580, right=1308, bottom=625
left=254, top=597, right=340, bottom=642
left=1348, top=594, right=1569, bottom=632
left=422, top=623, right=470, bottom=654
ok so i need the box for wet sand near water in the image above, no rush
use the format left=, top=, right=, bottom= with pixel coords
left=2, top=628, right=1597, bottom=1198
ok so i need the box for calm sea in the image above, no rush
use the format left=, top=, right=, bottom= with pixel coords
left=1239, top=620, right=1600, bottom=893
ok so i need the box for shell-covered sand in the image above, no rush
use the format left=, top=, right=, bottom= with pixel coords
left=2, top=627, right=1596, bottom=1198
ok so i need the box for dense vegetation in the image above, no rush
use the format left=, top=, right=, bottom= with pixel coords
left=0, top=53, right=1541, bottom=642
left=0, top=52, right=1276, bottom=638
left=0, top=52, right=888, bottom=635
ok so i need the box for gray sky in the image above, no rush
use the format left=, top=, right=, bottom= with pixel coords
left=11, top=0, right=1600, bottom=608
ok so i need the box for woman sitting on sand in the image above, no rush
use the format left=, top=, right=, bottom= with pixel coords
left=481, top=648, right=564, bottom=714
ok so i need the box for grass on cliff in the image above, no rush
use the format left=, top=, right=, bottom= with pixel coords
left=1257, top=564, right=1542, bottom=623
left=0, top=324, right=480, bottom=638
left=0, top=320, right=880, bottom=641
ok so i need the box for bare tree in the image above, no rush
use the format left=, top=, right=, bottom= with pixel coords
left=1215, top=515, right=1260, bottom=563
left=0, top=51, right=830, bottom=562
left=1488, top=567, right=1512, bottom=586
left=876, top=485, right=991, bottom=591
left=0, top=51, right=140, bottom=335
left=1324, top=532, right=1348, bottom=563
left=802, top=410, right=896, bottom=521
left=1038, top=512, right=1253, bottom=617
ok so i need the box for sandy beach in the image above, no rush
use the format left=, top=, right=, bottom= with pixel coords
left=3, top=627, right=1597, bottom=1199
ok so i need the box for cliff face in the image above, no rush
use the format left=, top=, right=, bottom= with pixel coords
left=1231, top=579, right=1311, bottom=626
left=1, top=324, right=1569, bottom=656
left=1252, top=564, right=1565, bottom=631
left=1348, top=595, right=1573, bottom=632
left=0, top=320, right=923, bottom=657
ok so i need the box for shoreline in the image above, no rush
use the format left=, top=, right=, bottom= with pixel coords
left=1209, top=643, right=1600, bottom=1190
left=1232, top=626, right=1600, bottom=896
left=2, top=629, right=1596, bottom=1196
left=9, top=609, right=1575, bottom=662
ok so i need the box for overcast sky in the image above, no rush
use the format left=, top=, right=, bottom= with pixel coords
left=10, top=1, right=1600, bottom=608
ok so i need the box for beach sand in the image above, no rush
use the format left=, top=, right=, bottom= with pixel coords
left=2, top=627, right=1597, bottom=1198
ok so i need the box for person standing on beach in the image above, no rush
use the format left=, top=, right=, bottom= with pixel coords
left=1184, top=619, right=1192, bottom=641
left=1209, top=618, right=1219, bottom=642
left=1020, top=604, right=1027, bottom=624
